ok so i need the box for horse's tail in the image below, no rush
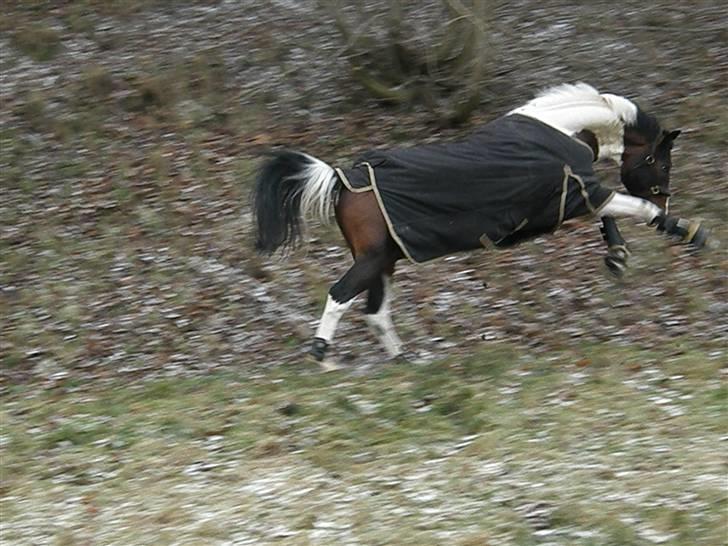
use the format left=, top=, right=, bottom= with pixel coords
left=252, top=150, right=339, bottom=254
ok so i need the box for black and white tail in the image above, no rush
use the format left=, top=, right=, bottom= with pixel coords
left=252, top=150, right=339, bottom=254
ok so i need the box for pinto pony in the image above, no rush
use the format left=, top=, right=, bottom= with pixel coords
left=252, top=83, right=709, bottom=367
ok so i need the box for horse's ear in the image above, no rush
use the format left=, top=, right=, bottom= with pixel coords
left=665, top=129, right=681, bottom=142
left=660, top=129, right=681, bottom=150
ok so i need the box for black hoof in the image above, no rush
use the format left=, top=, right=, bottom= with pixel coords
left=688, top=224, right=710, bottom=250
left=654, top=214, right=712, bottom=250
left=605, top=246, right=629, bottom=279
left=310, top=337, right=329, bottom=362
left=605, top=255, right=627, bottom=279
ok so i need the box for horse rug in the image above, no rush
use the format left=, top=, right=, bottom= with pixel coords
left=335, top=114, right=614, bottom=263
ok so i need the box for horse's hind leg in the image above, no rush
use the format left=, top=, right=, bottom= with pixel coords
left=310, top=247, right=397, bottom=364
left=311, top=188, right=403, bottom=365
left=364, top=273, right=403, bottom=359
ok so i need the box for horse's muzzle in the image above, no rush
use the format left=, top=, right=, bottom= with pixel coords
left=647, top=194, right=670, bottom=212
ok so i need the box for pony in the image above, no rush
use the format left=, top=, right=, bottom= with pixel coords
left=252, top=83, right=709, bottom=368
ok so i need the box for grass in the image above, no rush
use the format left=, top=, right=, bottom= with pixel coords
left=13, top=91, right=49, bottom=132
left=1, top=344, right=725, bottom=545
left=79, top=65, right=116, bottom=99
left=10, top=23, right=62, bottom=61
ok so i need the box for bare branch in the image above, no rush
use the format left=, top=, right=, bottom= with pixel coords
left=351, top=67, right=417, bottom=104
left=327, top=0, right=494, bottom=123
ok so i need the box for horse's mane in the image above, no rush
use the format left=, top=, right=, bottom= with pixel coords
left=526, top=83, right=638, bottom=125
left=532, top=82, right=603, bottom=107
left=510, top=83, right=643, bottom=161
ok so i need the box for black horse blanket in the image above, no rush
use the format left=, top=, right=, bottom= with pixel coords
left=335, top=114, right=614, bottom=263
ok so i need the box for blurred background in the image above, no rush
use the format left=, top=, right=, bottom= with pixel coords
left=1, top=1, right=726, bottom=545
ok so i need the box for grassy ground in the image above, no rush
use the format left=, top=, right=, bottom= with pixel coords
left=1, top=2, right=727, bottom=545
left=2, top=344, right=725, bottom=545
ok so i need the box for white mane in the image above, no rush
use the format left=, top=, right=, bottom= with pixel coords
left=508, top=83, right=639, bottom=162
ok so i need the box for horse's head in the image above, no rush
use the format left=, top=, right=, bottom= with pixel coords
left=621, top=111, right=681, bottom=211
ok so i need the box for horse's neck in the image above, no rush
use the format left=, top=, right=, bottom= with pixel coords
left=510, top=102, right=627, bottom=163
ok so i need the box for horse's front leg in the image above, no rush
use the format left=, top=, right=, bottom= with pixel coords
left=600, top=216, right=630, bottom=278
left=600, top=193, right=712, bottom=249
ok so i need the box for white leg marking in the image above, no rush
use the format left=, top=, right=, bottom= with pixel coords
left=600, top=192, right=662, bottom=224
left=364, top=276, right=403, bottom=359
left=315, top=295, right=354, bottom=343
